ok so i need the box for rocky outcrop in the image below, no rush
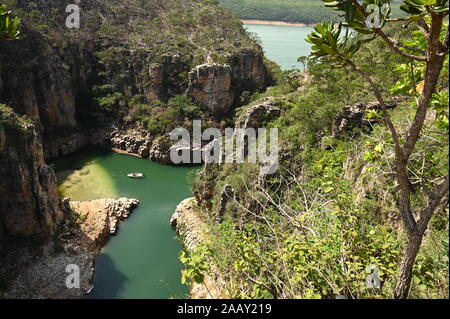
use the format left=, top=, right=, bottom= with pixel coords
left=108, top=128, right=172, bottom=163
left=0, top=197, right=139, bottom=299
left=108, top=127, right=186, bottom=164
left=66, top=198, right=139, bottom=250
left=171, top=198, right=227, bottom=299
left=44, top=132, right=89, bottom=159
left=0, top=243, right=96, bottom=299
left=0, top=36, right=79, bottom=130
left=236, top=98, right=281, bottom=129
left=0, top=109, right=63, bottom=240
left=110, top=129, right=152, bottom=157
left=187, top=52, right=267, bottom=115
left=217, top=185, right=235, bottom=223
left=187, top=63, right=234, bottom=115
left=148, top=136, right=174, bottom=164
left=147, top=55, right=187, bottom=102
left=171, top=198, right=204, bottom=249
left=333, top=101, right=397, bottom=138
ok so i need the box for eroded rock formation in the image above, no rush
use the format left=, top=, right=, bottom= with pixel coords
left=236, top=98, right=281, bottom=129
left=187, top=63, right=234, bottom=114
left=170, top=198, right=227, bottom=299
left=0, top=197, right=139, bottom=299
left=187, top=52, right=267, bottom=115
left=333, top=101, right=397, bottom=138
left=67, top=198, right=139, bottom=248
left=0, top=110, right=63, bottom=241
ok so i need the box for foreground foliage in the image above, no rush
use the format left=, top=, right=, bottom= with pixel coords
left=180, top=19, right=449, bottom=298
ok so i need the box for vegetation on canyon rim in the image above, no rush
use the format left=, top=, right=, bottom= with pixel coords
left=182, top=1, right=449, bottom=299
left=219, top=0, right=405, bottom=24
left=219, top=0, right=340, bottom=24
left=0, top=0, right=264, bottom=132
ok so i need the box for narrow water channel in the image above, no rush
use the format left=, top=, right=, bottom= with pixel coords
left=52, top=25, right=313, bottom=299
left=54, top=148, right=195, bottom=299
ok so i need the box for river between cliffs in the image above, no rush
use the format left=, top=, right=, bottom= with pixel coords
left=54, top=148, right=194, bottom=298
left=52, top=25, right=312, bottom=299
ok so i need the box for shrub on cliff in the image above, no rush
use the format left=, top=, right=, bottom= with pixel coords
left=183, top=16, right=449, bottom=299
left=0, top=4, right=23, bottom=40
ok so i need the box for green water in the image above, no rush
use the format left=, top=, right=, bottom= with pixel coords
left=244, top=24, right=314, bottom=70
left=51, top=25, right=311, bottom=299
left=54, top=148, right=195, bottom=299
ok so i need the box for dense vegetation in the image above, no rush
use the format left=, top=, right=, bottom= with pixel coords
left=1, top=0, right=448, bottom=300
left=180, top=6, right=449, bottom=298
left=0, top=3, right=22, bottom=40
left=1, top=0, right=264, bottom=135
left=219, top=0, right=404, bottom=24
left=4, top=0, right=257, bottom=56
left=219, top=0, right=339, bottom=24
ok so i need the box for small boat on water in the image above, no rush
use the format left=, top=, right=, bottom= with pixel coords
left=127, top=173, right=145, bottom=179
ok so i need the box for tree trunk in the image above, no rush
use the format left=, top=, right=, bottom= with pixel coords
left=393, top=233, right=423, bottom=299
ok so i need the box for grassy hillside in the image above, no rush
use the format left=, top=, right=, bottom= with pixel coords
left=6, top=0, right=259, bottom=61
left=220, top=0, right=338, bottom=24
left=219, top=0, right=404, bottom=24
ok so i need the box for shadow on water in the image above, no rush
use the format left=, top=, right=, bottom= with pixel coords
left=88, top=253, right=129, bottom=299
left=53, top=146, right=112, bottom=185
left=54, top=147, right=194, bottom=298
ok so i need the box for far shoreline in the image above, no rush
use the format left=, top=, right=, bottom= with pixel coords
left=241, top=19, right=316, bottom=27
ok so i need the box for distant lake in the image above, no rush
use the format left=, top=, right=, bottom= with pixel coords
left=244, top=24, right=314, bottom=70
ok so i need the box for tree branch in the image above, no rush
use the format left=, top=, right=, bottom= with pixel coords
left=418, top=175, right=449, bottom=234
left=349, top=0, right=428, bottom=62
left=346, top=60, right=404, bottom=159
left=373, top=29, right=428, bottom=61
left=345, top=60, right=417, bottom=234
left=403, top=13, right=446, bottom=159
left=417, top=19, right=430, bottom=38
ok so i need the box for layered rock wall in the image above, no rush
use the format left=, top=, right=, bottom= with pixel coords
left=171, top=198, right=227, bottom=299
left=187, top=52, right=267, bottom=115
left=0, top=111, right=63, bottom=240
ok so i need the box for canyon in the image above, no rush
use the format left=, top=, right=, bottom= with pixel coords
left=0, top=0, right=269, bottom=297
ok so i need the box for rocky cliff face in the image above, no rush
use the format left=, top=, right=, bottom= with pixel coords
left=187, top=52, right=266, bottom=115
left=236, top=98, right=281, bottom=129
left=187, top=63, right=234, bottom=115
left=0, top=18, right=100, bottom=133
left=171, top=198, right=227, bottom=299
left=0, top=0, right=268, bottom=158
left=0, top=107, right=63, bottom=241
left=0, top=0, right=268, bottom=243
left=332, top=101, right=398, bottom=138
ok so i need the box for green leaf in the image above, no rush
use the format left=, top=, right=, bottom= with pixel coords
left=344, top=0, right=355, bottom=22
left=324, top=186, right=335, bottom=193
